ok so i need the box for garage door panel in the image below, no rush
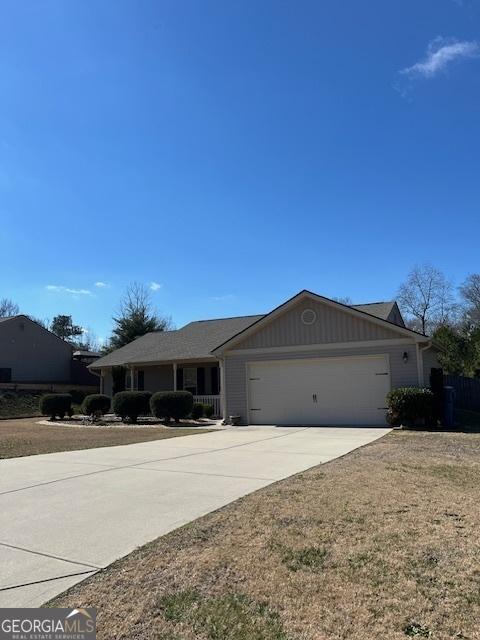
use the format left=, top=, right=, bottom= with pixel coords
left=248, top=356, right=390, bottom=426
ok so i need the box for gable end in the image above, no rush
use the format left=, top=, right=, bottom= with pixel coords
left=227, top=296, right=410, bottom=351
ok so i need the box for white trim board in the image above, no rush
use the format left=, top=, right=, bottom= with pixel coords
left=227, top=338, right=415, bottom=356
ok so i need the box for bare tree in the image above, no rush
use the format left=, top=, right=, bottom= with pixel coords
left=332, top=296, right=353, bottom=305
left=460, top=274, right=480, bottom=326
left=0, top=298, right=19, bottom=317
left=397, top=264, right=456, bottom=335
left=75, top=327, right=101, bottom=352
left=27, top=316, right=50, bottom=329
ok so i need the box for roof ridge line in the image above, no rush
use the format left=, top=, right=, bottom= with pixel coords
left=186, top=313, right=265, bottom=324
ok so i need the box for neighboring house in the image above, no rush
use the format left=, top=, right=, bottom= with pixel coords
left=91, top=290, right=440, bottom=426
left=0, top=315, right=99, bottom=388
left=73, top=349, right=101, bottom=364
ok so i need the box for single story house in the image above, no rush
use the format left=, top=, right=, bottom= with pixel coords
left=0, top=315, right=99, bottom=389
left=91, top=290, right=440, bottom=426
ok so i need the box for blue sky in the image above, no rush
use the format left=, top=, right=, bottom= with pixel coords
left=1, top=0, right=479, bottom=342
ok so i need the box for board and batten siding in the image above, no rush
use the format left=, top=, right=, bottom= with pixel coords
left=234, top=298, right=401, bottom=350
left=224, top=343, right=419, bottom=422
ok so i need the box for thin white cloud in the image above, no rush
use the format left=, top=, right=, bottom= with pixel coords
left=401, top=37, right=479, bottom=78
left=150, top=281, right=162, bottom=291
left=94, top=281, right=109, bottom=288
left=210, top=294, right=236, bottom=302
left=45, top=285, right=92, bottom=296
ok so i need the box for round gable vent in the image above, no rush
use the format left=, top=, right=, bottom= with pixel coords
left=301, top=308, right=317, bottom=326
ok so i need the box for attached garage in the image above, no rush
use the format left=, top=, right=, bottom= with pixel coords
left=247, top=355, right=391, bottom=426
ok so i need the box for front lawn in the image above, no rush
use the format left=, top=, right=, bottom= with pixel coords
left=51, top=428, right=480, bottom=640
left=0, top=417, right=212, bottom=459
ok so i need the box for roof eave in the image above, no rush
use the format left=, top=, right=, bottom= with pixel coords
left=90, top=355, right=219, bottom=369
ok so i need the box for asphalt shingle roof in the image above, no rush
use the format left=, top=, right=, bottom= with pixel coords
left=91, top=299, right=403, bottom=369
left=351, top=301, right=395, bottom=321
left=92, top=315, right=265, bottom=368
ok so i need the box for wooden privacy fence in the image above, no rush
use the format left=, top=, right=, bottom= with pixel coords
left=444, top=375, right=480, bottom=411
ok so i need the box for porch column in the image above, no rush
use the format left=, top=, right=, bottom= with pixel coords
left=173, top=363, right=177, bottom=391
left=219, top=357, right=227, bottom=422
left=100, top=370, right=104, bottom=394
left=130, top=366, right=136, bottom=391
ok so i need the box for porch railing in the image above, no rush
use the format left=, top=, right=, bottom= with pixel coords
left=194, top=395, right=221, bottom=417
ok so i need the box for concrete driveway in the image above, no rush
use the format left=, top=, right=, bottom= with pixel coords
left=0, top=425, right=389, bottom=607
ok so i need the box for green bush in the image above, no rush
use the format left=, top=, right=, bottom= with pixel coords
left=82, top=394, right=111, bottom=418
left=386, top=387, right=434, bottom=427
left=191, top=403, right=204, bottom=420
left=203, top=404, right=214, bottom=419
left=150, top=391, right=193, bottom=423
left=39, top=393, right=72, bottom=420
left=68, top=389, right=88, bottom=405
left=112, top=391, right=152, bottom=423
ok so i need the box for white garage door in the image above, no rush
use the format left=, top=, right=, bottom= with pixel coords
left=247, top=355, right=390, bottom=426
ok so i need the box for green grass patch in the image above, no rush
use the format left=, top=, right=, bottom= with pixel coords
left=425, top=464, right=480, bottom=487
left=156, top=591, right=289, bottom=640
left=281, top=545, right=328, bottom=572
left=404, top=622, right=432, bottom=637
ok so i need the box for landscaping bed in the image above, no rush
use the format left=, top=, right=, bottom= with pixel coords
left=40, top=415, right=220, bottom=429
left=51, top=428, right=480, bottom=640
left=0, top=417, right=213, bottom=459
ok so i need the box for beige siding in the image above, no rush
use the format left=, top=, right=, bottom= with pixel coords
left=0, top=317, right=72, bottom=382
left=224, top=342, right=419, bottom=423
left=234, top=298, right=402, bottom=350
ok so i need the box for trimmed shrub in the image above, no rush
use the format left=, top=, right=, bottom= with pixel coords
left=191, top=403, right=204, bottom=420
left=386, top=387, right=434, bottom=427
left=150, top=391, right=193, bottom=423
left=82, top=394, right=111, bottom=418
left=68, top=389, right=88, bottom=405
left=203, top=404, right=214, bottom=419
left=112, top=391, right=152, bottom=423
left=39, top=393, right=72, bottom=420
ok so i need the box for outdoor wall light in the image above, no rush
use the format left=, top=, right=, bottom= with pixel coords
left=403, top=351, right=409, bottom=364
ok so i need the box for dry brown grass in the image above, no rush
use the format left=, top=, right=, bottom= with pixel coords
left=51, top=430, right=480, bottom=640
left=0, top=417, right=212, bottom=459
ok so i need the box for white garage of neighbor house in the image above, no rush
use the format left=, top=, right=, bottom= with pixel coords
left=91, top=290, right=440, bottom=426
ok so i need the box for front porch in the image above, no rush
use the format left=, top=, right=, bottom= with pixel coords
left=99, top=361, right=223, bottom=417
